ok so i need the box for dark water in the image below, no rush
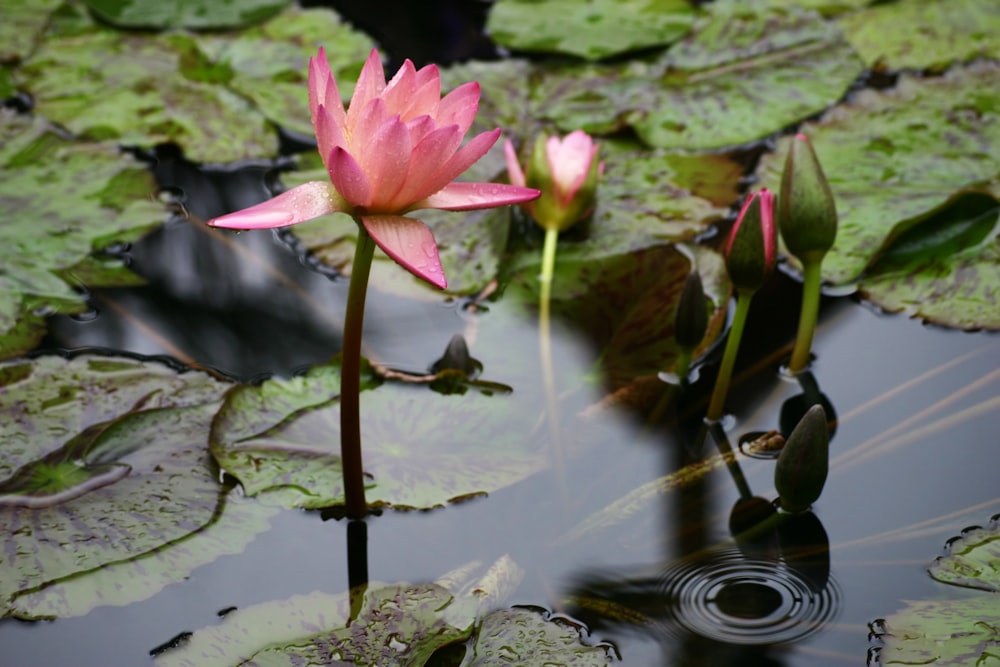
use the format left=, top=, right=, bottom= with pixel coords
left=3, top=4, right=999, bottom=666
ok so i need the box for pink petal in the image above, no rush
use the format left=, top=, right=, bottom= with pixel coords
left=389, top=125, right=465, bottom=208
left=347, top=50, right=386, bottom=132
left=381, top=59, right=418, bottom=114
left=547, top=130, right=597, bottom=204
left=503, top=139, right=526, bottom=188
left=361, top=214, right=447, bottom=289
left=436, top=82, right=480, bottom=136
left=309, top=49, right=345, bottom=131
left=413, top=128, right=501, bottom=201
left=400, top=66, right=442, bottom=119
left=363, top=114, right=412, bottom=208
left=314, top=105, right=346, bottom=171
left=328, top=146, right=373, bottom=208
left=207, top=182, right=349, bottom=229
left=415, top=182, right=541, bottom=212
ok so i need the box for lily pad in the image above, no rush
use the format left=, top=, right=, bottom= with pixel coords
left=486, top=0, right=696, bottom=61
left=0, top=0, right=63, bottom=62
left=210, top=359, right=548, bottom=510
left=504, top=243, right=730, bottom=394
left=0, top=354, right=279, bottom=620
left=468, top=607, right=615, bottom=666
left=871, top=597, right=1000, bottom=667
left=19, top=5, right=372, bottom=162
left=84, top=0, right=289, bottom=30
left=929, top=518, right=1000, bottom=592
left=155, top=556, right=527, bottom=667
left=537, top=5, right=864, bottom=149
left=858, top=193, right=1000, bottom=330
left=838, top=0, right=1000, bottom=71
left=0, top=113, right=163, bottom=359
left=757, top=60, right=1000, bottom=286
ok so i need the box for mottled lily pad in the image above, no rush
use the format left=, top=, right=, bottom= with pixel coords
left=19, top=5, right=372, bottom=162
left=929, top=518, right=1000, bottom=592
left=84, top=0, right=289, bottom=30
left=486, top=0, right=695, bottom=61
left=839, top=0, right=1000, bottom=71
left=0, top=0, right=63, bottom=62
left=0, top=113, right=163, bottom=359
left=859, top=193, right=1000, bottom=330
left=210, top=359, right=548, bottom=510
left=469, top=607, right=615, bottom=666
left=757, top=61, right=1000, bottom=287
left=871, top=597, right=1000, bottom=667
left=0, top=354, right=278, bottom=620
left=537, top=5, right=864, bottom=149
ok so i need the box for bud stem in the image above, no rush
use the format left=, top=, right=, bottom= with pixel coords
left=340, top=222, right=375, bottom=520
left=707, top=291, right=753, bottom=422
left=789, top=259, right=822, bottom=373
left=539, top=227, right=566, bottom=490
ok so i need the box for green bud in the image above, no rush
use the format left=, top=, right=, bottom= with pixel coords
left=725, top=189, right=776, bottom=294
left=778, top=134, right=838, bottom=264
left=775, top=404, right=830, bottom=514
left=674, top=271, right=709, bottom=351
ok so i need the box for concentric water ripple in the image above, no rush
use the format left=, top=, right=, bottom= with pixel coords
left=658, top=545, right=841, bottom=645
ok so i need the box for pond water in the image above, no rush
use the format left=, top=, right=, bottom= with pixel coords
left=2, top=188, right=998, bottom=665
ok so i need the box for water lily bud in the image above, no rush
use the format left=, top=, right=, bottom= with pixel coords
left=505, top=130, right=601, bottom=232
left=674, top=271, right=709, bottom=351
left=725, top=189, right=776, bottom=294
left=778, top=134, right=838, bottom=264
left=775, top=404, right=830, bottom=514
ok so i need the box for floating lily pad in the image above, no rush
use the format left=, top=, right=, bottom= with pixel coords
left=839, top=0, right=1000, bottom=71
left=0, top=114, right=163, bottom=359
left=486, top=0, right=695, bottom=61
left=155, top=556, right=526, bottom=667
left=84, top=0, right=289, bottom=30
left=929, top=518, right=1000, bottom=592
left=0, top=0, right=62, bottom=62
left=469, top=607, right=615, bottom=666
left=757, top=60, right=1000, bottom=286
left=210, top=359, right=548, bottom=510
left=0, top=354, right=279, bottom=620
left=859, top=193, right=1000, bottom=330
left=537, top=5, right=864, bottom=150
left=871, top=597, right=1000, bottom=667
left=19, top=5, right=372, bottom=162
left=504, top=244, right=730, bottom=393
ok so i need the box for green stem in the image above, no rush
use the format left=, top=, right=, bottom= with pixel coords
left=789, top=258, right=822, bottom=373
left=539, top=227, right=563, bottom=476
left=706, top=421, right=753, bottom=501
left=645, top=348, right=692, bottom=428
left=706, top=291, right=753, bottom=422
left=340, top=224, right=376, bottom=520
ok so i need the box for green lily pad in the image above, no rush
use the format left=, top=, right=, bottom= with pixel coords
left=84, top=0, right=289, bottom=30
left=859, top=193, right=1000, bottom=330
left=210, top=359, right=548, bottom=510
left=757, top=60, right=1000, bottom=286
left=504, top=243, right=730, bottom=393
left=18, top=5, right=372, bottom=162
left=537, top=5, right=864, bottom=150
left=155, top=556, right=526, bottom=667
left=871, top=597, right=1000, bottom=667
left=469, top=607, right=616, bottom=666
left=0, top=114, right=163, bottom=359
left=0, top=0, right=63, bottom=62
left=0, top=354, right=279, bottom=620
left=486, top=0, right=696, bottom=61
left=839, top=0, right=1000, bottom=71
left=929, top=519, right=1000, bottom=592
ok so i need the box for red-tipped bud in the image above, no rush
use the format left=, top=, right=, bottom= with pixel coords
left=778, top=134, right=838, bottom=264
left=725, top=189, right=776, bottom=294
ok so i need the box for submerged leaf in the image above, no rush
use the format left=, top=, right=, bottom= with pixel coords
left=757, top=61, right=1000, bottom=286
left=210, top=360, right=547, bottom=510
left=0, top=354, right=277, bottom=620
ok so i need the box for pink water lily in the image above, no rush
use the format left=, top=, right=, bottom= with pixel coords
left=208, top=48, right=540, bottom=289
left=504, top=130, right=601, bottom=232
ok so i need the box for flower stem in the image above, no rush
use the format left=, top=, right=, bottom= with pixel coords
left=539, top=227, right=564, bottom=479
left=340, top=224, right=376, bottom=520
left=706, top=291, right=753, bottom=422
left=788, top=258, right=822, bottom=373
